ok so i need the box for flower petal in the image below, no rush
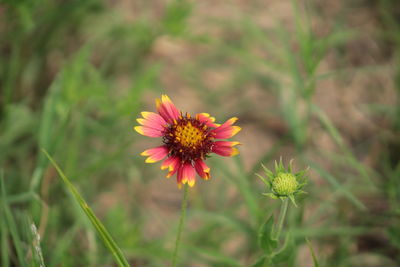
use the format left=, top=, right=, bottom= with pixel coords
left=180, top=162, right=196, bottom=187
left=176, top=164, right=184, bottom=188
left=177, top=162, right=195, bottom=187
left=156, top=94, right=180, bottom=123
left=194, top=159, right=211, bottom=180
left=140, top=146, right=169, bottom=163
left=196, top=113, right=219, bottom=128
left=211, top=117, right=241, bottom=139
left=134, top=126, right=164, bottom=137
left=167, top=163, right=180, bottom=178
left=211, top=141, right=240, bottom=157
left=161, top=156, right=181, bottom=179
left=214, top=141, right=241, bottom=147
left=137, top=111, right=167, bottom=131
left=161, top=156, right=178, bottom=170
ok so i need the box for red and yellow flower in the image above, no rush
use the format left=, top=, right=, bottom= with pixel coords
left=134, top=95, right=241, bottom=188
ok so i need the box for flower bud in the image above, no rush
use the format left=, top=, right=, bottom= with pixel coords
left=256, top=158, right=308, bottom=206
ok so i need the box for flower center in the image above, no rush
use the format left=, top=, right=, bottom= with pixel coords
left=174, top=122, right=205, bottom=148
left=163, top=115, right=214, bottom=162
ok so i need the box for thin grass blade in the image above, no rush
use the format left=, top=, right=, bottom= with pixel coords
left=306, top=238, right=320, bottom=267
left=41, top=149, right=130, bottom=267
left=0, top=172, right=28, bottom=267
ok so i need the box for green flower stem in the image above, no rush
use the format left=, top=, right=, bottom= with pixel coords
left=262, top=199, right=290, bottom=267
left=274, top=198, right=289, bottom=241
left=171, top=184, right=189, bottom=267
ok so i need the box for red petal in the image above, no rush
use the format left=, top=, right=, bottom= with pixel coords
left=134, top=126, right=164, bottom=137
left=211, top=117, right=241, bottom=139
left=212, top=141, right=240, bottom=157
left=137, top=111, right=167, bottom=131
left=196, top=113, right=219, bottom=128
left=156, top=95, right=180, bottom=123
left=140, top=146, right=169, bottom=163
left=194, top=159, right=211, bottom=180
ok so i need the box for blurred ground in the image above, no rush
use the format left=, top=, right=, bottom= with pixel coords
left=128, top=1, right=399, bottom=265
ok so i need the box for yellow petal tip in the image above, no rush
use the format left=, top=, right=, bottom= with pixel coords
left=134, top=126, right=144, bottom=134
left=161, top=94, right=172, bottom=103
left=232, top=126, right=241, bottom=136
left=145, top=157, right=156, bottom=163
left=230, top=117, right=238, bottom=123
left=141, top=111, right=151, bottom=118
left=155, top=98, right=162, bottom=108
left=230, top=148, right=240, bottom=157
left=137, top=118, right=145, bottom=125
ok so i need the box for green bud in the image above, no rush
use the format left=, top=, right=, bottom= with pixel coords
left=257, top=158, right=308, bottom=206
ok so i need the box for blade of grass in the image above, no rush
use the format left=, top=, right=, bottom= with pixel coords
left=30, top=221, right=45, bottom=267
left=30, top=74, right=63, bottom=191
left=7, top=191, right=37, bottom=204
left=309, top=161, right=366, bottom=211
left=291, top=226, right=367, bottom=237
left=311, top=104, right=374, bottom=186
left=0, top=171, right=28, bottom=267
left=1, top=212, right=10, bottom=267
left=41, top=149, right=130, bottom=267
left=306, top=238, right=320, bottom=267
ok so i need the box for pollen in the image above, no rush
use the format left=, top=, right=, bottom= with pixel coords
left=174, top=122, right=205, bottom=148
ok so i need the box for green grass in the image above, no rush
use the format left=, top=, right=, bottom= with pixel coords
left=42, top=149, right=130, bottom=266
left=1, top=0, right=400, bottom=266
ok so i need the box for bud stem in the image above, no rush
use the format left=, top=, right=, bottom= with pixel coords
left=274, top=198, right=289, bottom=241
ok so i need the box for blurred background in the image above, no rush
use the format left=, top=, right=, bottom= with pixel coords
left=1, top=0, right=399, bottom=266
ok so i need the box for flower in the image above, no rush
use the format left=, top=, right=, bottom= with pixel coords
left=256, top=158, right=307, bottom=206
left=134, top=94, right=241, bottom=188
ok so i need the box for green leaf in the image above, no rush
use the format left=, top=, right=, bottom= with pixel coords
left=259, top=216, right=278, bottom=253
left=42, top=149, right=130, bottom=267
left=251, top=255, right=268, bottom=267
left=271, top=232, right=295, bottom=264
